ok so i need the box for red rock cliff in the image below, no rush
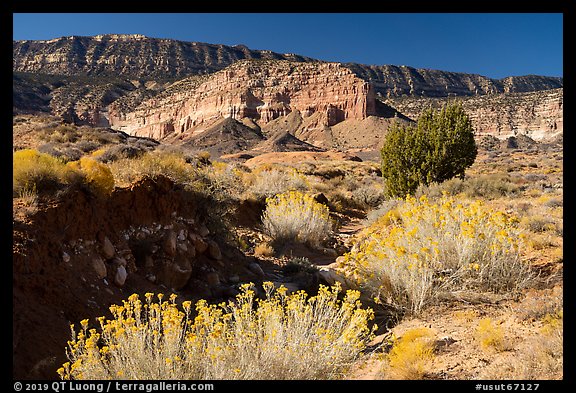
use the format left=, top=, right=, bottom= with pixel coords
left=109, top=60, right=376, bottom=140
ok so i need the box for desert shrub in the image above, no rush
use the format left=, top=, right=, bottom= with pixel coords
left=523, top=173, right=547, bottom=183
left=58, top=284, right=375, bottom=380
left=95, top=131, right=123, bottom=145
left=350, top=182, right=387, bottom=209
left=475, top=318, right=511, bottom=352
left=414, top=174, right=520, bottom=200
left=254, top=242, right=275, bottom=257
left=381, top=103, right=477, bottom=197
left=414, top=178, right=466, bottom=199
left=49, top=125, right=80, bottom=143
left=108, top=151, right=199, bottom=187
left=36, top=142, right=61, bottom=156
left=127, top=137, right=159, bottom=149
left=521, top=215, right=557, bottom=233
left=198, top=161, right=246, bottom=198
left=338, top=195, right=534, bottom=315
left=248, top=167, right=308, bottom=199
left=385, top=327, right=435, bottom=379
left=58, top=146, right=85, bottom=162
left=67, top=157, right=115, bottom=196
left=13, top=149, right=74, bottom=196
left=37, top=142, right=85, bottom=162
left=196, top=150, right=211, bottom=162
left=282, top=257, right=318, bottom=275
left=97, top=144, right=146, bottom=163
left=74, top=140, right=100, bottom=153
left=542, top=196, right=563, bottom=209
left=262, top=191, right=333, bottom=247
left=365, top=198, right=402, bottom=225
left=463, top=175, right=520, bottom=198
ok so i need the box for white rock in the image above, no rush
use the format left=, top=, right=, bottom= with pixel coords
left=114, top=265, right=127, bottom=287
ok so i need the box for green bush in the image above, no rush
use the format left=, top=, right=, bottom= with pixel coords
left=381, top=103, right=477, bottom=197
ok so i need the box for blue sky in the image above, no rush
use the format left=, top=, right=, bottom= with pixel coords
left=13, top=13, right=563, bottom=79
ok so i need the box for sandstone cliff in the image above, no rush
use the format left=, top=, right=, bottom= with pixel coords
left=385, top=88, right=563, bottom=140
left=13, top=34, right=314, bottom=79
left=345, top=64, right=563, bottom=97
left=108, top=60, right=377, bottom=141
left=14, top=35, right=562, bottom=96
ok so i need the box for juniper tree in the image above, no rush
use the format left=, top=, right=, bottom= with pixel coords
left=381, top=102, right=477, bottom=197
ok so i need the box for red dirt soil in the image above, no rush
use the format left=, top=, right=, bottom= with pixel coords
left=13, top=176, right=248, bottom=379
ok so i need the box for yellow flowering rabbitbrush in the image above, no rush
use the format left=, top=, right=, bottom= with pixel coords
left=339, top=195, right=534, bottom=315
left=58, top=283, right=375, bottom=380
left=262, top=190, right=333, bottom=247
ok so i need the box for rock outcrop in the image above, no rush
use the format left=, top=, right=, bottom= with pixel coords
left=13, top=34, right=314, bottom=79
left=345, top=63, right=563, bottom=97
left=108, top=60, right=377, bottom=140
left=386, top=88, right=563, bottom=140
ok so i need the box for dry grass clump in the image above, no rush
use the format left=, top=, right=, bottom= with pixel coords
left=262, top=190, right=333, bottom=248
left=254, top=242, right=275, bottom=257
left=414, top=174, right=520, bottom=200
left=15, top=184, right=39, bottom=215
left=13, top=149, right=76, bottom=196
left=248, top=166, right=308, bottom=199
left=59, top=283, right=375, bottom=380
left=198, top=161, right=248, bottom=199
left=14, top=148, right=117, bottom=198
left=338, top=195, right=534, bottom=315
left=475, top=318, right=512, bottom=352
left=479, top=311, right=563, bottom=379
left=383, top=327, right=436, bottom=379
left=66, top=157, right=115, bottom=196
left=108, top=151, right=199, bottom=187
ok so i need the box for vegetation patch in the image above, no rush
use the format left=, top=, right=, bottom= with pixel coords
left=262, top=190, right=333, bottom=248
left=339, top=195, right=534, bottom=314
left=59, top=283, right=375, bottom=380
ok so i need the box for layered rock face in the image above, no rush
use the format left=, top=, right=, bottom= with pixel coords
left=386, top=88, right=563, bottom=140
left=13, top=34, right=314, bottom=79
left=14, top=35, right=562, bottom=95
left=109, top=60, right=377, bottom=140
left=345, top=64, right=563, bottom=97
